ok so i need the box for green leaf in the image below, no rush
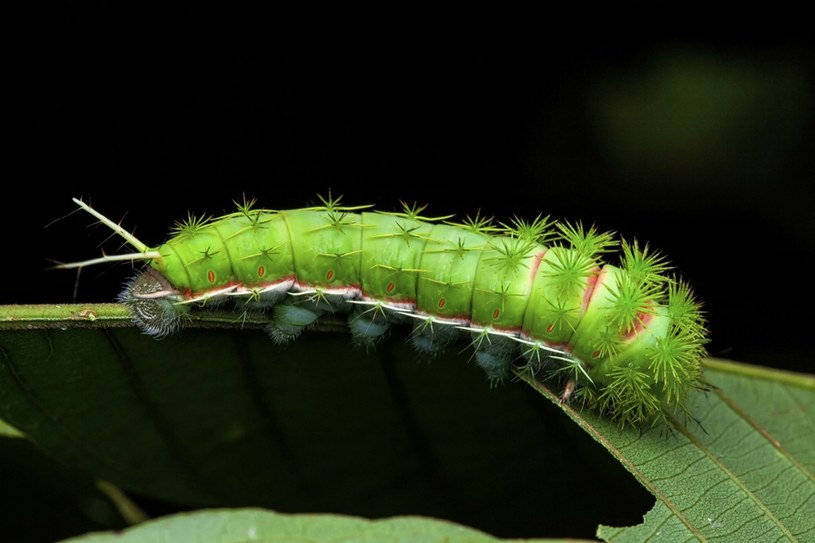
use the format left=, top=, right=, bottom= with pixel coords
left=58, top=507, right=584, bottom=543
left=1, top=303, right=646, bottom=540
left=1, top=304, right=813, bottom=542
left=516, top=360, right=815, bottom=541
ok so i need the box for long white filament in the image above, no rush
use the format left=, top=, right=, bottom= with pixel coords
left=52, top=198, right=160, bottom=270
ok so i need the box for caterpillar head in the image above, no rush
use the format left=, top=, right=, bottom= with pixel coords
left=117, top=268, right=187, bottom=338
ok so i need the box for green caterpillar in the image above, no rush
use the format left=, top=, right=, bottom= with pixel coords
left=59, top=194, right=708, bottom=427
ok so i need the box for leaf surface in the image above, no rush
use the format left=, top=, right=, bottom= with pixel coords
left=1, top=304, right=813, bottom=541
left=59, top=508, right=586, bottom=543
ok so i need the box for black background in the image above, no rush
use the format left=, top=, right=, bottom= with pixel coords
left=9, top=18, right=812, bottom=382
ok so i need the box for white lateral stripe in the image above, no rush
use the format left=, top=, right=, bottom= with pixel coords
left=456, top=326, right=520, bottom=339
left=178, top=286, right=239, bottom=305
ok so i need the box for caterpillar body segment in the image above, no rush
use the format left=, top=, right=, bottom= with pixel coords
left=61, top=196, right=708, bottom=427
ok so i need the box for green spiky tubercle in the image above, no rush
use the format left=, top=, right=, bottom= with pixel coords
left=117, top=197, right=707, bottom=427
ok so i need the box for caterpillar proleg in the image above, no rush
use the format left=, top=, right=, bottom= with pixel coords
left=58, top=194, right=708, bottom=427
